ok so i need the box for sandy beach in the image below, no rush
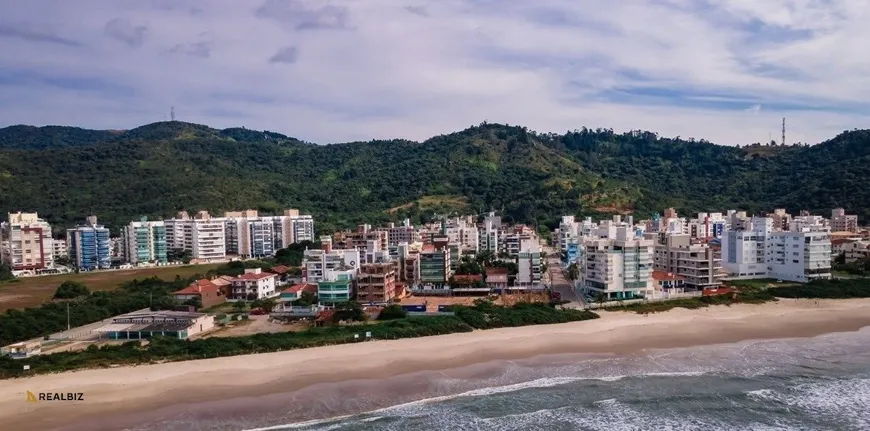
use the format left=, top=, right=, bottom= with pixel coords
left=3, top=298, right=870, bottom=430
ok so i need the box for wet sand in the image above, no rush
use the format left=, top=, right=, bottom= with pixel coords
left=2, top=298, right=870, bottom=431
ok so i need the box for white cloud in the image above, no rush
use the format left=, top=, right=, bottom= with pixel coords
left=0, top=0, right=867, bottom=146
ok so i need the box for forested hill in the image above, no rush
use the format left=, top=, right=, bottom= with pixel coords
left=0, top=121, right=867, bottom=233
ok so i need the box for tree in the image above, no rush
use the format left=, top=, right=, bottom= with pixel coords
left=333, top=300, right=365, bottom=323
left=595, top=292, right=607, bottom=307
left=232, top=301, right=247, bottom=312
left=54, top=255, right=71, bottom=267
left=182, top=296, right=202, bottom=309
left=293, top=291, right=318, bottom=307
left=377, top=304, right=407, bottom=320
left=168, top=248, right=192, bottom=264
left=0, top=262, right=14, bottom=281
left=456, top=255, right=483, bottom=275
left=567, top=262, right=580, bottom=281
left=250, top=298, right=276, bottom=312
left=53, top=281, right=90, bottom=299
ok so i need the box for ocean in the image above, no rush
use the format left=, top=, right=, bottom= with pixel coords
left=111, top=327, right=870, bottom=431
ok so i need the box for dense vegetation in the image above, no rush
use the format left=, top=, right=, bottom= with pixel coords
left=767, top=278, right=870, bottom=299
left=0, top=301, right=598, bottom=378
left=1, top=121, right=867, bottom=233
left=0, top=277, right=184, bottom=346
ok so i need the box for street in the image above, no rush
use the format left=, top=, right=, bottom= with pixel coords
left=543, top=246, right=586, bottom=308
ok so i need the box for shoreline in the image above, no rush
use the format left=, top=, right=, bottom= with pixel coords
left=2, top=298, right=870, bottom=430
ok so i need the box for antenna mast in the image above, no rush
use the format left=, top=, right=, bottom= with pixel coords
left=171, top=106, right=176, bottom=122
left=781, top=117, right=786, bottom=146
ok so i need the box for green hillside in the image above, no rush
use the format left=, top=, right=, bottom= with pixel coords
left=0, top=121, right=867, bottom=234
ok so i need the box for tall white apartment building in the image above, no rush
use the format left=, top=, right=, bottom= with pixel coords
left=582, top=226, right=654, bottom=300
left=558, top=216, right=580, bottom=255
left=0, top=212, right=54, bottom=270
left=302, top=248, right=360, bottom=283
left=386, top=219, right=419, bottom=247
left=687, top=212, right=726, bottom=239
left=224, top=209, right=309, bottom=258
left=721, top=216, right=772, bottom=278
left=445, top=217, right=479, bottom=253
left=479, top=219, right=500, bottom=253
left=767, top=225, right=832, bottom=282
left=516, top=241, right=543, bottom=288
left=722, top=214, right=832, bottom=282
left=290, top=213, right=315, bottom=243
left=831, top=208, right=859, bottom=232
left=165, top=211, right=226, bottom=260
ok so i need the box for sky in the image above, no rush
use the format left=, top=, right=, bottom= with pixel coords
left=1, top=0, right=869, bottom=145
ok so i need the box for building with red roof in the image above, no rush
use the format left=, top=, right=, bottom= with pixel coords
left=485, top=267, right=509, bottom=291
left=173, top=279, right=226, bottom=309
left=652, top=271, right=685, bottom=293
left=229, top=268, right=278, bottom=300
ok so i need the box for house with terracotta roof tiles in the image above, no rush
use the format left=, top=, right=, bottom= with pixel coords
left=229, top=268, right=279, bottom=300
left=173, top=279, right=226, bottom=309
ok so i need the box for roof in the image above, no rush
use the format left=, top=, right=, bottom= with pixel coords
left=652, top=271, right=684, bottom=282
left=315, top=309, right=336, bottom=323
left=282, top=283, right=317, bottom=294
left=831, top=238, right=857, bottom=246
left=485, top=267, right=509, bottom=275
left=232, top=272, right=277, bottom=281
left=270, top=265, right=291, bottom=274
left=173, top=279, right=220, bottom=296
left=212, top=275, right=234, bottom=286
left=452, top=274, right=482, bottom=283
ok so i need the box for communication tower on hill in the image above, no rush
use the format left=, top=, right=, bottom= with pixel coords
left=171, top=106, right=176, bottom=122
left=781, top=117, right=786, bottom=146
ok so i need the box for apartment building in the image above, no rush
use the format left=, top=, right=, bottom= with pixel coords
left=769, top=209, right=792, bottom=232
left=687, top=212, right=726, bottom=239
left=165, top=211, right=227, bottom=260
left=317, top=269, right=355, bottom=304
left=843, top=240, right=870, bottom=263
left=53, top=240, right=68, bottom=261
left=721, top=217, right=772, bottom=278
left=357, top=261, right=398, bottom=303
left=652, top=233, right=723, bottom=289
left=385, top=220, right=419, bottom=247
left=418, top=245, right=451, bottom=291
left=445, top=218, right=480, bottom=253
left=582, top=226, right=654, bottom=300
left=66, top=216, right=111, bottom=271
left=229, top=268, right=278, bottom=300
left=558, top=216, right=580, bottom=255
left=0, top=212, right=54, bottom=270
left=831, top=208, right=859, bottom=233
left=302, top=248, right=360, bottom=283
left=767, top=225, right=832, bottom=282
left=122, top=216, right=168, bottom=264
left=516, top=242, right=543, bottom=289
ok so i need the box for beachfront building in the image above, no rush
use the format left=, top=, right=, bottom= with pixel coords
left=357, top=261, right=398, bottom=303
left=302, top=248, right=360, bottom=283
left=485, top=267, right=509, bottom=291
left=843, top=240, right=870, bottom=263
left=165, top=211, right=227, bottom=261
left=721, top=217, right=772, bottom=278
left=53, top=239, right=68, bottom=261
left=581, top=225, right=655, bottom=300
left=558, top=216, right=580, bottom=255
left=95, top=310, right=215, bottom=340
left=516, top=242, right=543, bottom=290
left=317, top=269, right=355, bottom=304
left=66, top=216, right=111, bottom=271
left=0, top=212, right=55, bottom=271
left=229, top=268, right=279, bottom=300
left=122, top=217, right=168, bottom=264
left=417, top=246, right=451, bottom=292
left=831, top=208, right=859, bottom=233
left=767, top=224, right=832, bottom=283
left=652, top=233, right=723, bottom=290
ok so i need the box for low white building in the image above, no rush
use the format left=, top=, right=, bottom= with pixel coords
left=229, top=268, right=278, bottom=300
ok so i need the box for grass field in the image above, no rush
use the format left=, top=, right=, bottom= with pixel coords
left=0, top=264, right=222, bottom=313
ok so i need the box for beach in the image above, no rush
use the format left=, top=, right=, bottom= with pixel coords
left=3, top=298, right=870, bottom=431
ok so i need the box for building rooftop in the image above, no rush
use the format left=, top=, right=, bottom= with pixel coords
left=282, top=283, right=317, bottom=295
left=652, top=271, right=685, bottom=282
left=485, top=267, right=509, bottom=275
left=232, top=272, right=277, bottom=281
left=173, top=279, right=221, bottom=296
left=270, top=265, right=291, bottom=275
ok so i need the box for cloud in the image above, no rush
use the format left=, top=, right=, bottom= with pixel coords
left=255, top=0, right=352, bottom=31
left=269, top=46, right=299, bottom=64
left=1, top=0, right=870, bottom=147
left=0, top=22, right=82, bottom=47
left=170, top=41, right=212, bottom=58
left=103, top=18, right=147, bottom=48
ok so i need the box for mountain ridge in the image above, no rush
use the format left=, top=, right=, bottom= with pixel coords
left=0, top=121, right=867, bottom=233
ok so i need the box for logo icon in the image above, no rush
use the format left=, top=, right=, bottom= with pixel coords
left=26, top=391, right=37, bottom=403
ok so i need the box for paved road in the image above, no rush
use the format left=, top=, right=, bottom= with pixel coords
left=543, top=247, right=585, bottom=308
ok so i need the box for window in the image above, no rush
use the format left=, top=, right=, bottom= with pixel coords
left=793, top=260, right=799, bottom=263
